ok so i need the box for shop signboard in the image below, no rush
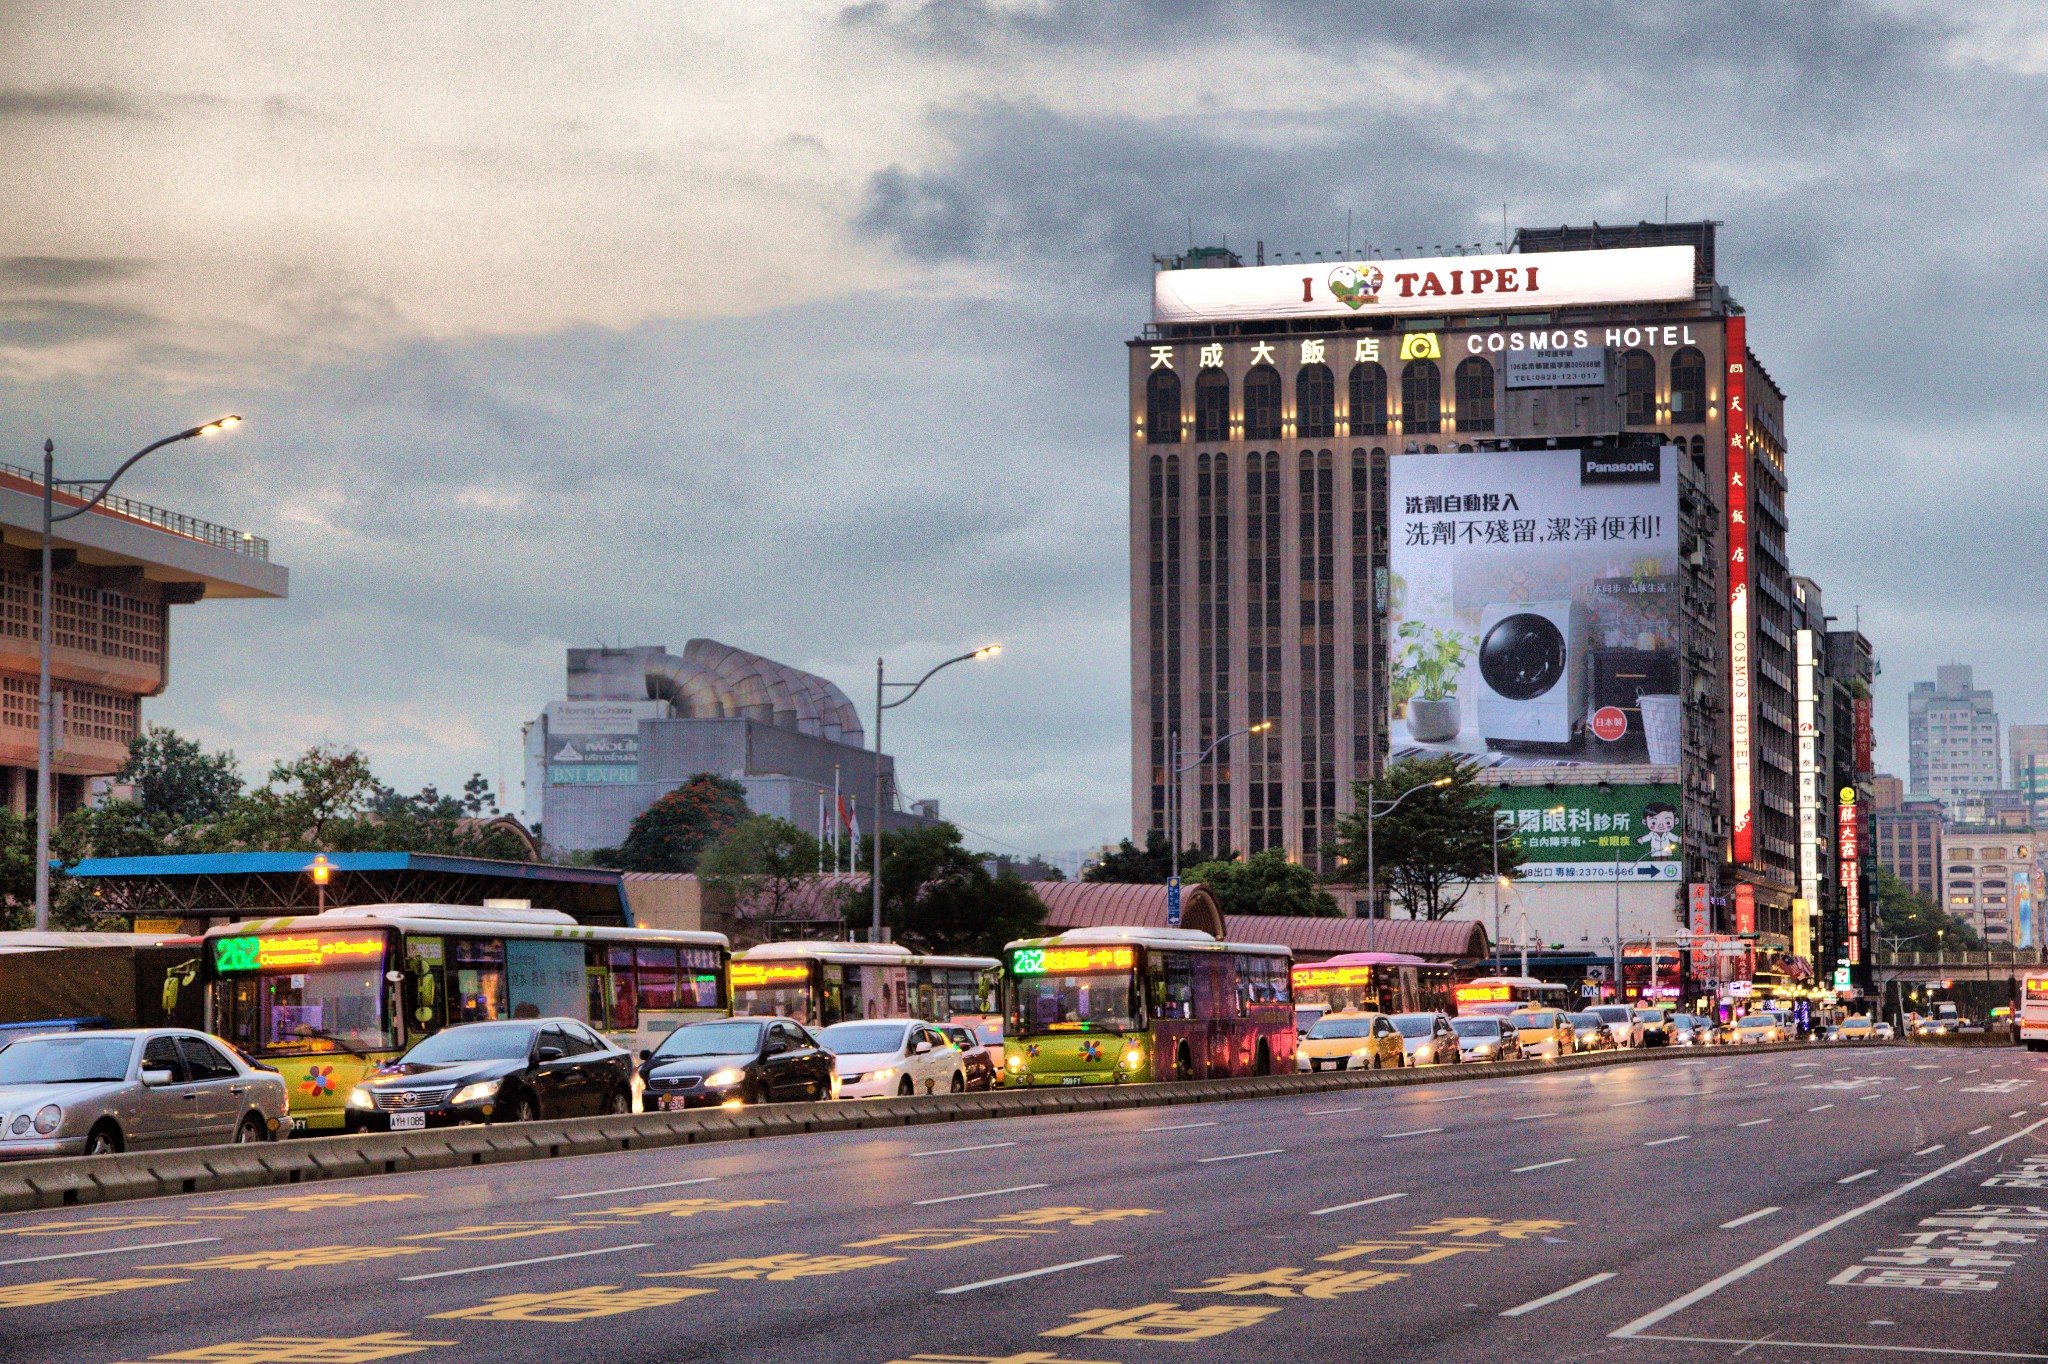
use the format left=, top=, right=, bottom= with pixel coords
left=1839, top=787, right=1862, bottom=965
left=1735, top=883, right=1756, bottom=936
left=546, top=700, right=659, bottom=785
left=1689, top=882, right=1711, bottom=936
left=1727, top=317, right=1753, bottom=862
left=1505, top=345, right=1607, bottom=389
left=1488, top=783, right=1681, bottom=882
left=1387, top=447, right=1681, bottom=768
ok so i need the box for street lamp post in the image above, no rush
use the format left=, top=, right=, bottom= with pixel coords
left=1364, top=776, right=1453, bottom=938
left=1169, top=722, right=1271, bottom=883
left=1612, top=838, right=1655, bottom=1003
left=871, top=644, right=999, bottom=940
left=33, top=417, right=240, bottom=931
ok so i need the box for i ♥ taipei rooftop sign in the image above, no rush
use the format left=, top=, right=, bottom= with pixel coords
left=1152, top=245, right=1696, bottom=325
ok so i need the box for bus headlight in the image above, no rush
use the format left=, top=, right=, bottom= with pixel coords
left=32, top=1104, right=61, bottom=1135
left=1119, top=1047, right=1142, bottom=1070
left=1006, top=1055, right=1022, bottom=1070
left=451, top=1079, right=501, bottom=1106
left=346, top=1087, right=374, bottom=1110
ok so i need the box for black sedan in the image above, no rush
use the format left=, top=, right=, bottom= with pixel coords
left=344, top=1018, right=633, bottom=1132
left=640, top=1017, right=835, bottom=1110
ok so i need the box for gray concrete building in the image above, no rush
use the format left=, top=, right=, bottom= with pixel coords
left=526, top=642, right=931, bottom=854
left=1909, top=665, right=2000, bottom=812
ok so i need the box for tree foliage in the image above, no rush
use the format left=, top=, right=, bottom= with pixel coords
left=1083, top=830, right=1225, bottom=884
left=118, top=725, right=243, bottom=824
left=1184, top=848, right=1339, bottom=917
left=1871, top=863, right=1984, bottom=951
left=1325, top=755, right=1524, bottom=920
left=698, top=815, right=824, bottom=921
left=841, top=823, right=1046, bottom=957
left=608, top=773, right=751, bottom=873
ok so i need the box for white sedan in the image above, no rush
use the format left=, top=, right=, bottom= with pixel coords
left=816, top=1019, right=966, bottom=1099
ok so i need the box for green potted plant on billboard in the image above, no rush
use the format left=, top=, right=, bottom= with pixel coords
left=1397, top=622, right=1471, bottom=742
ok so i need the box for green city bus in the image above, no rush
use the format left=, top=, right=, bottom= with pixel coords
left=1001, top=927, right=1293, bottom=1085
left=202, top=903, right=729, bottom=1133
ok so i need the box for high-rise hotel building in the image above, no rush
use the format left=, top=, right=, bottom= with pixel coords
left=1127, top=221, right=1839, bottom=950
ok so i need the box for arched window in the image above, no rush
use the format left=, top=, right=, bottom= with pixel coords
left=1453, top=356, right=1495, bottom=433
left=1243, top=364, right=1282, bottom=440
left=1195, top=370, right=1230, bottom=443
left=1689, top=434, right=1706, bottom=460
left=1296, top=363, right=1335, bottom=438
left=1401, top=359, right=1441, bottom=435
left=1349, top=363, right=1387, bottom=436
left=1146, top=370, right=1182, bottom=445
left=1670, top=347, right=1707, bottom=424
left=1621, top=349, right=1656, bottom=425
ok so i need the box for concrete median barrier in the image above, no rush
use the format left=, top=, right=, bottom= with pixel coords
left=0, top=1039, right=1895, bottom=1214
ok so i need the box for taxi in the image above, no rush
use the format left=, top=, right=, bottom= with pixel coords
left=1734, top=1011, right=1789, bottom=1044
left=1295, top=1010, right=1404, bottom=1072
left=1831, top=1015, right=1875, bottom=1041
left=1503, top=1009, right=1575, bottom=1059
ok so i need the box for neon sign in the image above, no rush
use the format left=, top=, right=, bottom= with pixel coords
left=1011, top=946, right=1134, bottom=975
left=1294, top=965, right=1377, bottom=989
left=1454, top=984, right=1512, bottom=1003
left=731, top=962, right=812, bottom=988
left=212, top=933, right=385, bottom=973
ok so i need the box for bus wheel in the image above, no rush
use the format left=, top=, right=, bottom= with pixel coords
left=1253, top=1041, right=1271, bottom=1076
left=1174, top=1044, right=1194, bottom=1082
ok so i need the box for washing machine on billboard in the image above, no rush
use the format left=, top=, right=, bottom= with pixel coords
left=1476, top=601, right=1586, bottom=748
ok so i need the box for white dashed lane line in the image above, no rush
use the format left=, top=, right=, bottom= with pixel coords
left=401, top=1243, right=656, bottom=1282
left=911, top=1142, right=1017, bottom=1157
left=1143, top=1122, right=1218, bottom=1132
left=1719, top=1206, right=1780, bottom=1229
left=1644, top=1134, right=1692, bottom=1146
left=1914, top=1145, right=1946, bottom=1155
left=939, top=1254, right=1121, bottom=1295
left=1513, top=1157, right=1577, bottom=1173
left=1311, top=1192, right=1408, bottom=1216
left=1837, top=1169, right=1876, bottom=1184
left=1513, top=1112, right=1559, bottom=1122
left=1808, top=1104, right=1836, bottom=1112
left=0, top=1237, right=221, bottom=1267
left=556, top=1177, right=717, bottom=1200
left=1500, top=1271, right=1616, bottom=1317
left=1970, top=1125, right=1993, bottom=1135
left=1383, top=1128, right=1445, bottom=1138
left=914, top=1184, right=1050, bottom=1206
left=1198, top=1149, right=1283, bottom=1163
left=1737, top=1119, right=1772, bottom=1128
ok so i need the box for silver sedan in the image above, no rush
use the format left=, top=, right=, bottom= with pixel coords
left=0, top=1029, right=288, bottom=1159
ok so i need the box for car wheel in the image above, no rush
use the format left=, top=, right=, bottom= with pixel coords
left=233, top=1113, right=267, bottom=1144
left=897, top=1075, right=915, bottom=1097
left=84, top=1121, right=123, bottom=1156
left=503, top=1091, right=537, bottom=1124
left=949, top=1071, right=965, bottom=1093
left=604, top=1087, right=632, bottom=1116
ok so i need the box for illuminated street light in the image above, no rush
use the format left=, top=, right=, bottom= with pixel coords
left=33, top=417, right=243, bottom=930
left=870, top=644, right=1001, bottom=938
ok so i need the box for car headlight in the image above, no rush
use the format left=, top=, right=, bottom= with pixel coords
left=871, top=1067, right=897, bottom=1082
left=9, top=1113, right=29, bottom=1135
left=346, top=1086, right=375, bottom=1110
left=33, top=1104, right=61, bottom=1135
left=1473, top=1044, right=1494, bottom=1055
left=705, top=1068, right=746, bottom=1088
left=451, top=1079, right=501, bottom=1106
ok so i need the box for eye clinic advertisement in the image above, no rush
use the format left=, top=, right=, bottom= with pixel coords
left=1387, top=446, right=1681, bottom=769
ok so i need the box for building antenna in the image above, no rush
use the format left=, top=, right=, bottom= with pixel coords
left=1502, top=202, right=1509, bottom=252
left=1346, top=209, right=1353, bottom=257
left=1188, top=215, right=1194, bottom=251
left=1664, top=192, right=1670, bottom=223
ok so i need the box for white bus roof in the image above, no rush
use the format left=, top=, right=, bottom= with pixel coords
left=1004, top=925, right=1292, bottom=958
left=198, top=904, right=728, bottom=949
left=735, top=941, right=997, bottom=969
left=1461, top=976, right=1565, bottom=990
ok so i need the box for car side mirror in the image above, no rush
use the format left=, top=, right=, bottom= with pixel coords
left=142, top=1068, right=174, bottom=1086
left=913, top=1041, right=931, bottom=1055
left=765, top=1041, right=789, bottom=1056
left=536, top=1046, right=564, bottom=1063
left=638, top=1049, right=652, bottom=1061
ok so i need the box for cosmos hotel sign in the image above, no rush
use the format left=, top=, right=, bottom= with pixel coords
left=1152, top=245, right=1696, bottom=324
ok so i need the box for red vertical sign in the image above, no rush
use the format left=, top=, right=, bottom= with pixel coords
left=1726, top=317, right=1753, bottom=864
left=1688, top=882, right=1710, bottom=937
left=1734, top=883, right=1756, bottom=936
left=1839, top=787, right=1862, bottom=964
left=1853, top=696, right=1874, bottom=776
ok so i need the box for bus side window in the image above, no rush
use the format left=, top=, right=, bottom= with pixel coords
left=1150, top=954, right=1194, bottom=1020
left=606, top=947, right=638, bottom=1031
left=452, top=939, right=508, bottom=1023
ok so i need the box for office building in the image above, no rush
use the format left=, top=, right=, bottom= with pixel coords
left=2011, top=723, right=2048, bottom=824
left=527, top=642, right=931, bottom=854
left=1940, top=828, right=2037, bottom=947
left=0, top=460, right=285, bottom=812
left=1869, top=773, right=1904, bottom=811
left=1872, top=798, right=1945, bottom=900
left=1908, top=665, right=2000, bottom=811
left=1129, top=219, right=1811, bottom=952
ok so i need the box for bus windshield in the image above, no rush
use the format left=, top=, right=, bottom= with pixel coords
left=1010, top=971, right=1139, bottom=1035
left=220, top=961, right=392, bottom=1056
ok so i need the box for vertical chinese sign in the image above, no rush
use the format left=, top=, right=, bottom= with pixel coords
left=1838, top=786, right=1861, bottom=965
left=1735, top=882, right=1756, bottom=936
left=1726, top=317, right=1752, bottom=864
left=1853, top=695, right=1874, bottom=776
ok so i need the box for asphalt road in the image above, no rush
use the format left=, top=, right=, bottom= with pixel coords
left=2, top=1043, right=2045, bottom=1364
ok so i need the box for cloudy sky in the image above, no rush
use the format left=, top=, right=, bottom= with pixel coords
left=2, top=1, right=2044, bottom=852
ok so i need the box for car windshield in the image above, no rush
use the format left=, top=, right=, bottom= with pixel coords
left=1634, top=1010, right=1663, bottom=1021
left=1308, top=1016, right=1376, bottom=1040
left=1390, top=1015, right=1436, bottom=1038
left=0, top=1036, right=133, bottom=1084
left=1451, top=1019, right=1500, bottom=1037
left=401, top=1025, right=536, bottom=1064
left=1508, top=1012, right=1556, bottom=1029
left=1567, top=1013, right=1602, bottom=1029
left=656, top=1022, right=765, bottom=1058
left=1591, top=1007, right=1631, bottom=1023
left=818, top=1022, right=910, bottom=1055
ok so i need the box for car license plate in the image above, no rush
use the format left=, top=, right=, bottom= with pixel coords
left=289, top=1117, right=308, bottom=1133
left=660, top=1096, right=690, bottom=1111
left=389, top=1112, right=426, bottom=1131
left=1061, top=1075, right=1085, bottom=1086
left=1313, top=1059, right=1330, bottom=1071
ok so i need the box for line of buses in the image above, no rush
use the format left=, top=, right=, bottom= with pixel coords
left=174, top=903, right=1578, bottom=1132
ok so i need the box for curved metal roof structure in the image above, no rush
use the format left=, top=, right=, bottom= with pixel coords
left=639, top=639, right=864, bottom=746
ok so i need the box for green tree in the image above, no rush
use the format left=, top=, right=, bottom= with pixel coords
left=1325, top=755, right=1523, bottom=920
left=1184, top=848, right=1339, bottom=917
left=699, top=816, right=824, bottom=922
left=1871, top=863, right=1984, bottom=950
left=842, top=823, right=1046, bottom=957
left=118, top=725, right=243, bottom=824
left=610, top=773, right=751, bottom=872
left=1083, top=830, right=1223, bottom=883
